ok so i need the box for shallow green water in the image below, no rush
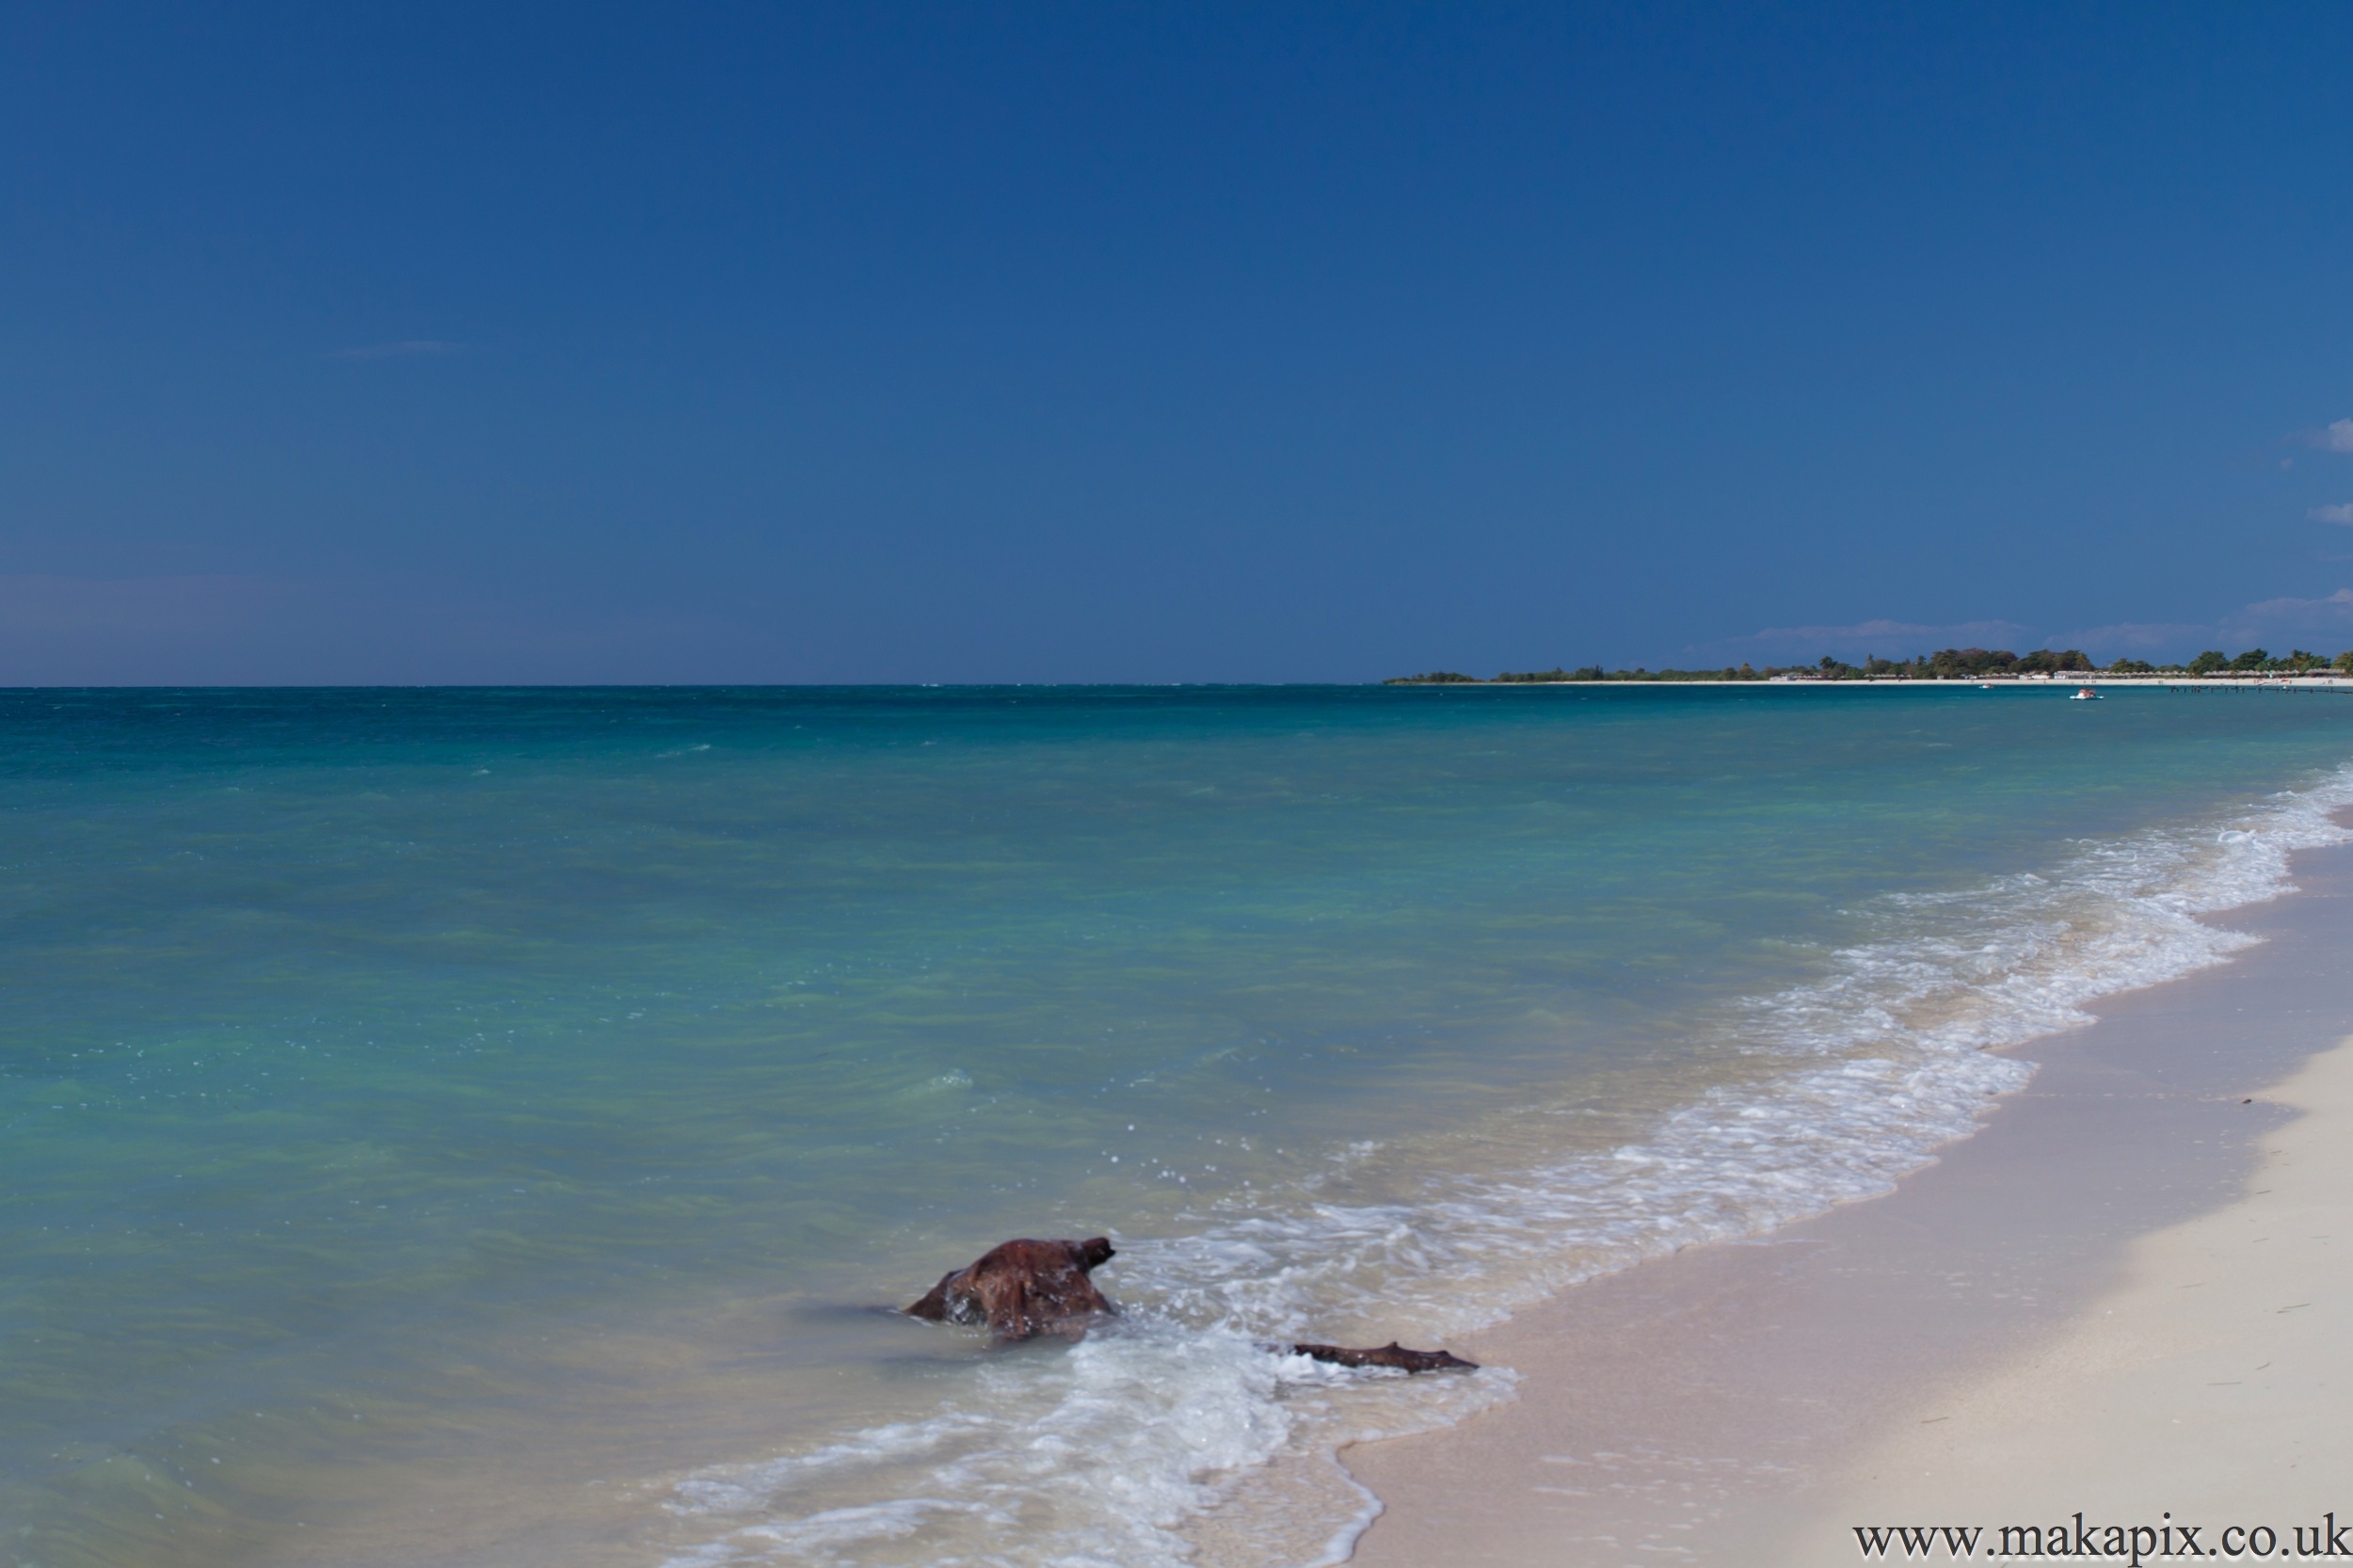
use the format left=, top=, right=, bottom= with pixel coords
left=5, top=684, right=2350, bottom=1566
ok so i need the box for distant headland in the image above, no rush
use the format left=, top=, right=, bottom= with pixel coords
left=1385, top=647, right=2353, bottom=685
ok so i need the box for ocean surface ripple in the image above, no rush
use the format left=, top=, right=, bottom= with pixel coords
left=4, top=685, right=2349, bottom=1568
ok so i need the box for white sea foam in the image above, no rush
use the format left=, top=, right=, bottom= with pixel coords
left=663, top=1324, right=1512, bottom=1568
left=661, top=770, right=2353, bottom=1568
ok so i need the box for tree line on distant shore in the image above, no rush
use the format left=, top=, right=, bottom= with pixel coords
left=1385, top=647, right=2353, bottom=685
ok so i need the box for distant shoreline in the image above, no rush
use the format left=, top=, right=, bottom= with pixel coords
left=1387, top=673, right=2353, bottom=690
left=1388, top=645, right=2353, bottom=687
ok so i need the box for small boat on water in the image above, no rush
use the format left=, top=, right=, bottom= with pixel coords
left=2070, top=686, right=2101, bottom=700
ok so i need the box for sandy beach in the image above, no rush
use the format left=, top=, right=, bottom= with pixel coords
left=1772, top=1030, right=2350, bottom=1561
left=1346, top=832, right=2353, bottom=1566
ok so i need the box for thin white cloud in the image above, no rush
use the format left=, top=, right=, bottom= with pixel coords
left=2234, top=587, right=2353, bottom=625
left=2310, top=504, right=2353, bottom=524
left=333, top=340, right=464, bottom=360
left=0, top=575, right=794, bottom=685
left=1687, top=601, right=2353, bottom=668
left=0, top=573, right=289, bottom=633
left=2312, top=418, right=2353, bottom=454
left=1700, top=617, right=2035, bottom=660
left=2060, top=597, right=2353, bottom=659
left=2050, top=621, right=2211, bottom=655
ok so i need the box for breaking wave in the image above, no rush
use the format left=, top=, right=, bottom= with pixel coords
left=661, top=769, right=2353, bottom=1568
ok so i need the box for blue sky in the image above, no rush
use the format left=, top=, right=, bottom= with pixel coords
left=5, top=3, right=2352, bottom=682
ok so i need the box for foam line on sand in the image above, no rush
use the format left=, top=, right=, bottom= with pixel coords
left=1342, top=839, right=2353, bottom=1567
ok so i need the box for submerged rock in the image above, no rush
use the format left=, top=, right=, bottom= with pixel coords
left=1287, top=1339, right=1479, bottom=1373
left=904, top=1237, right=1119, bottom=1340
left=904, top=1238, right=1479, bottom=1372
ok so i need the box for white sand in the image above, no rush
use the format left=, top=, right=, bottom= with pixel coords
left=1772, top=1036, right=2353, bottom=1561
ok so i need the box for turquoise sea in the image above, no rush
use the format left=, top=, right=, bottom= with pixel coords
left=7, top=684, right=2353, bottom=1568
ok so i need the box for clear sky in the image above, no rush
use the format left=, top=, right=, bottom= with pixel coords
left=6, top=3, right=2353, bottom=683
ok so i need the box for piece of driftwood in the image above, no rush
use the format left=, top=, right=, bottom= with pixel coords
left=1286, top=1339, right=1479, bottom=1373
left=903, top=1238, right=1478, bottom=1372
left=904, top=1237, right=1118, bottom=1341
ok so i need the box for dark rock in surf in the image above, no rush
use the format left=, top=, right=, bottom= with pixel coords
left=902, top=1239, right=1479, bottom=1371
left=1288, top=1340, right=1479, bottom=1373
left=904, top=1237, right=1119, bottom=1341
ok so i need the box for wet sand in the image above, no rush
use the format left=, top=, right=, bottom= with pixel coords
left=1342, top=833, right=2353, bottom=1566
